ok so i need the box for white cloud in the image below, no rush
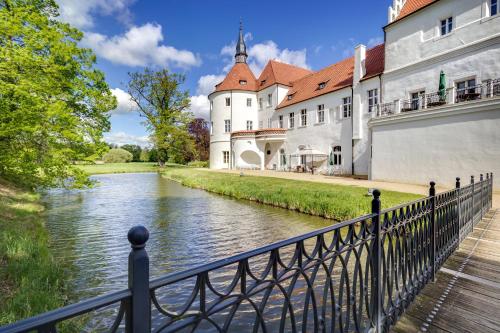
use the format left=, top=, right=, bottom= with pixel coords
left=56, top=0, right=135, bottom=29
left=188, top=95, right=210, bottom=120
left=196, top=74, right=225, bottom=95
left=82, top=23, right=201, bottom=68
left=104, top=131, right=151, bottom=147
left=219, top=35, right=309, bottom=76
left=110, top=88, right=137, bottom=114
left=367, top=36, right=384, bottom=48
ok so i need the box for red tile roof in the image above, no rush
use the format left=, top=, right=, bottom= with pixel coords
left=277, top=44, right=385, bottom=109
left=214, top=63, right=257, bottom=93
left=394, top=0, right=438, bottom=22
left=257, top=60, right=313, bottom=90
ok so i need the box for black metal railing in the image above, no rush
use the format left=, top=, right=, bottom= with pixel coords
left=0, top=174, right=494, bottom=333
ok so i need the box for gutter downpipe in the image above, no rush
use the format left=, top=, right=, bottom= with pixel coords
left=230, top=90, right=233, bottom=170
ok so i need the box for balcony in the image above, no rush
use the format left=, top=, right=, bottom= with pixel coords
left=373, top=78, right=500, bottom=118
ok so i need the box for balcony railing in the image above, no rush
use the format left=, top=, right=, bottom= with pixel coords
left=374, top=78, right=500, bottom=118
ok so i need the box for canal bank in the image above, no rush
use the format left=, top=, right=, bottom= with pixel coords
left=161, top=167, right=422, bottom=221
left=0, top=179, right=71, bottom=326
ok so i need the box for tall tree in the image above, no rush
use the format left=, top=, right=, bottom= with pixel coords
left=0, top=0, right=116, bottom=188
left=188, top=118, right=210, bottom=161
left=127, top=68, right=195, bottom=165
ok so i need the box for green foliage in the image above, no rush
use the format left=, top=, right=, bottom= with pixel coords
left=188, top=118, right=210, bottom=161
left=121, top=144, right=142, bottom=162
left=139, top=149, right=150, bottom=162
left=102, top=149, right=133, bottom=163
left=76, top=162, right=162, bottom=174
left=127, top=68, right=195, bottom=165
left=162, top=168, right=422, bottom=221
left=0, top=179, right=79, bottom=329
left=148, top=148, right=158, bottom=162
left=187, top=160, right=209, bottom=168
left=0, top=0, right=116, bottom=189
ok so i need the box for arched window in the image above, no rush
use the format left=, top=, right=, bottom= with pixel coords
left=280, top=149, right=287, bottom=167
left=333, top=146, right=342, bottom=166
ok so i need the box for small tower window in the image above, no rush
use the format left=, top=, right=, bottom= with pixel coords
left=225, top=97, right=230, bottom=106
left=239, top=80, right=247, bottom=85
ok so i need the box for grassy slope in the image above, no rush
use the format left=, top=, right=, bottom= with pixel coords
left=0, top=180, right=70, bottom=325
left=162, top=168, right=422, bottom=221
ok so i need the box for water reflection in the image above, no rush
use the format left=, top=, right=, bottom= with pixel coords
left=42, top=173, right=331, bottom=301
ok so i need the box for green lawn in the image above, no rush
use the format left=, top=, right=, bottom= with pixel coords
left=76, top=162, right=162, bottom=174
left=162, top=168, right=422, bottom=221
left=0, top=180, right=75, bottom=327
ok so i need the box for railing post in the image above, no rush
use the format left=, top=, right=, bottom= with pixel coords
left=471, top=175, right=475, bottom=231
left=371, top=189, right=382, bottom=332
left=491, top=173, right=494, bottom=209
left=429, top=181, right=437, bottom=282
left=480, top=174, right=484, bottom=218
left=126, top=226, right=151, bottom=333
left=456, top=177, right=461, bottom=246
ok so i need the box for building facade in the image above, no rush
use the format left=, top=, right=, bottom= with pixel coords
left=209, top=0, right=500, bottom=188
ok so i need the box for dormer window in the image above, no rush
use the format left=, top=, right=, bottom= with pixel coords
left=287, top=94, right=294, bottom=101
left=239, top=80, right=247, bottom=85
left=318, top=82, right=327, bottom=90
left=260, top=79, right=266, bottom=86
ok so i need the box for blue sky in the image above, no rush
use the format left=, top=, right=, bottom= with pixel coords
left=56, top=0, right=392, bottom=147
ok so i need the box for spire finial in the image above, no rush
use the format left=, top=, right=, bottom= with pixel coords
left=235, top=20, right=247, bottom=64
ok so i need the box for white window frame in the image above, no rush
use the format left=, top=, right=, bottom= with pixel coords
left=368, top=89, right=378, bottom=113
left=222, top=151, right=230, bottom=164
left=224, top=119, right=231, bottom=133
left=225, top=97, right=231, bottom=106
left=267, top=118, right=272, bottom=128
left=289, top=112, right=295, bottom=129
left=317, top=104, right=325, bottom=123
left=332, top=146, right=342, bottom=166
left=278, top=115, right=284, bottom=128
left=246, top=98, right=252, bottom=107
left=300, top=109, right=307, bottom=127
left=440, top=17, right=453, bottom=36
left=259, top=120, right=263, bottom=129
left=258, top=98, right=263, bottom=110
left=267, top=94, right=272, bottom=107
left=246, top=120, right=253, bottom=130
left=342, top=97, right=352, bottom=118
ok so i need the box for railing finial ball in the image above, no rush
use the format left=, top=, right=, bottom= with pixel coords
left=372, top=189, right=381, bottom=198
left=128, top=225, right=149, bottom=248
left=430, top=181, right=436, bottom=187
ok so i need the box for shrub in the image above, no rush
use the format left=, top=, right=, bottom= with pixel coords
left=102, top=149, right=133, bottom=163
left=187, top=160, right=209, bottom=168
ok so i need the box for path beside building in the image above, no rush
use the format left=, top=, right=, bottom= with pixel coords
left=205, top=169, right=500, bottom=208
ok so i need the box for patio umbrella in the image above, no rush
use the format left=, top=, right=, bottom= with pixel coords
left=438, top=70, right=446, bottom=101
left=329, top=150, right=334, bottom=166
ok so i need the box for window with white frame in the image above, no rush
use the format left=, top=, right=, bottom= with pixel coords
left=441, top=17, right=453, bottom=36
left=224, top=119, right=231, bottom=133
left=492, top=0, right=498, bottom=16
left=300, top=109, right=307, bottom=126
left=267, top=118, right=272, bottom=128
left=259, top=120, right=263, bottom=129
left=258, top=98, right=263, bottom=110
left=225, top=97, right=231, bottom=106
left=342, top=97, right=352, bottom=118
left=267, top=93, right=272, bottom=107
left=368, top=89, right=378, bottom=113
left=222, top=151, right=229, bottom=164
left=333, top=146, right=342, bottom=166
left=289, top=113, right=295, bottom=129
left=456, top=78, right=477, bottom=101
left=246, top=98, right=252, bottom=107
left=246, top=120, right=253, bottom=130
left=317, top=104, right=325, bottom=123
left=278, top=115, right=284, bottom=128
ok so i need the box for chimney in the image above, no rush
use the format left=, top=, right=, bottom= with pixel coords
left=354, top=44, right=366, bottom=85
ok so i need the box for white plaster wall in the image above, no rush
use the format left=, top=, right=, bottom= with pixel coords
left=209, top=90, right=257, bottom=169
left=370, top=100, right=500, bottom=189
left=232, top=138, right=263, bottom=169
left=384, top=0, right=500, bottom=72
left=277, top=87, right=354, bottom=174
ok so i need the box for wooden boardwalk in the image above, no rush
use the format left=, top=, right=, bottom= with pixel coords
left=392, top=209, right=500, bottom=333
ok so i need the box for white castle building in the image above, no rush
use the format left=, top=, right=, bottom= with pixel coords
left=209, top=0, right=500, bottom=189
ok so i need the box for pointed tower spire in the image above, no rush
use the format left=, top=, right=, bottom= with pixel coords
left=235, top=20, right=247, bottom=63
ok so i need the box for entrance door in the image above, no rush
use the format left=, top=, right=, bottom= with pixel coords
left=332, top=146, right=342, bottom=174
